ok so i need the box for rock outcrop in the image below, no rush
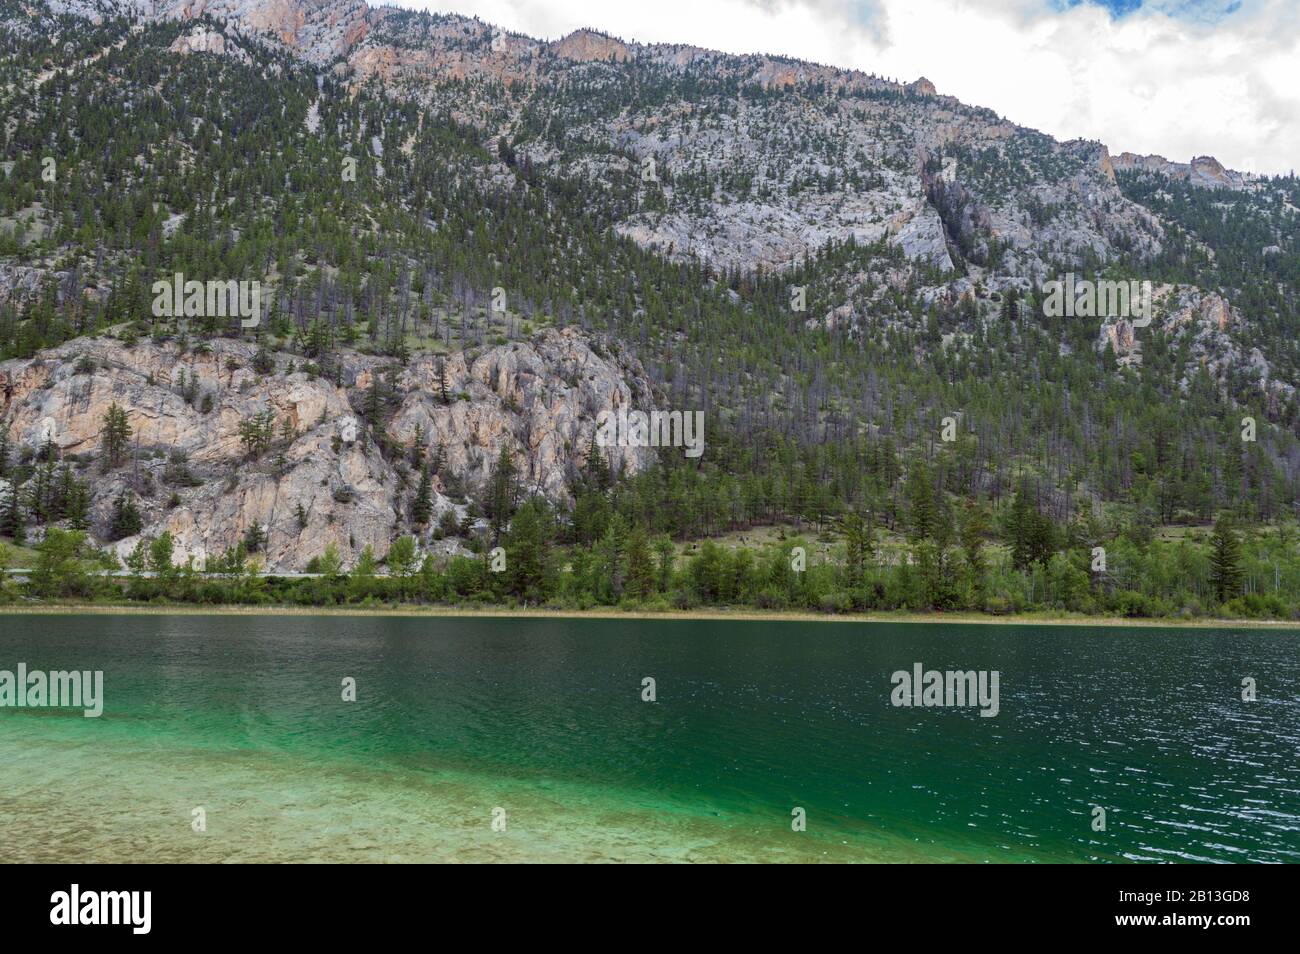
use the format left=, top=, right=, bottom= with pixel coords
left=0, top=328, right=657, bottom=570
left=1096, top=286, right=1294, bottom=410
left=1112, top=152, right=1249, bottom=190
left=552, top=28, right=630, bottom=63
left=168, top=24, right=252, bottom=63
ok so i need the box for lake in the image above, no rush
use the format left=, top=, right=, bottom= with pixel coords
left=1, top=614, right=1297, bottom=862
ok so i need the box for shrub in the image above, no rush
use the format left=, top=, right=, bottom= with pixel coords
left=818, top=590, right=854, bottom=614
left=670, top=587, right=697, bottom=610
left=753, top=586, right=788, bottom=610
left=983, top=594, right=1013, bottom=615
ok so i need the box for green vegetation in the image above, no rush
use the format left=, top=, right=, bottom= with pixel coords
left=0, top=3, right=1297, bottom=622
left=6, top=501, right=1298, bottom=621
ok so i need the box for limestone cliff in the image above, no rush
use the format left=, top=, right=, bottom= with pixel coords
left=0, top=328, right=656, bottom=570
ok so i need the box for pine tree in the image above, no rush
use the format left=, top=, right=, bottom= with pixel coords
left=101, top=402, right=132, bottom=471
left=0, top=483, right=24, bottom=544
left=437, top=358, right=451, bottom=404
left=906, top=461, right=936, bottom=542
left=624, top=524, right=654, bottom=600
left=1209, top=512, right=1244, bottom=604
left=506, top=499, right=550, bottom=601
left=960, top=502, right=988, bottom=597
left=242, top=523, right=267, bottom=554
left=108, top=490, right=143, bottom=541
left=1028, top=509, right=1056, bottom=566
left=27, top=460, right=55, bottom=524
left=66, top=478, right=91, bottom=531
left=55, top=463, right=76, bottom=521
left=364, top=376, right=385, bottom=426
left=585, top=439, right=611, bottom=492
left=412, top=465, right=433, bottom=526
left=598, top=512, right=629, bottom=602
left=1007, top=482, right=1036, bottom=571
left=483, top=446, right=519, bottom=541
left=237, top=410, right=275, bottom=459
left=653, top=534, right=676, bottom=592
left=837, top=507, right=873, bottom=588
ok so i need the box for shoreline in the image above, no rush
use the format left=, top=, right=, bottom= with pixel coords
left=0, top=602, right=1296, bottom=628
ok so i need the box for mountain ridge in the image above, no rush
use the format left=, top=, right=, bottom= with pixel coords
left=33, top=0, right=1255, bottom=187
left=0, top=0, right=1297, bottom=577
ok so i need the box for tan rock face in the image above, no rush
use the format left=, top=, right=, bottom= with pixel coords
left=154, top=0, right=370, bottom=65
left=1112, top=151, right=1246, bottom=190
left=168, top=24, right=253, bottom=63
left=0, top=328, right=657, bottom=570
left=552, top=29, right=630, bottom=63
left=1097, top=146, right=1116, bottom=183
left=387, top=328, right=656, bottom=501
left=1189, top=155, right=1231, bottom=187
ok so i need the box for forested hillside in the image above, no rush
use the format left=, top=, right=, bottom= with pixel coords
left=0, top=0, right=1297, bottom=617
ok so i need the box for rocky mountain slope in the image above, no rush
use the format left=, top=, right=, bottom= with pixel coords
left=0, top=328, right=653, bottom=569
left=1, top=0, right=1298, bottom=565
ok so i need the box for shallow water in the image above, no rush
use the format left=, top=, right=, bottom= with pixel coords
left=1, top=614, right=1297, bottom=862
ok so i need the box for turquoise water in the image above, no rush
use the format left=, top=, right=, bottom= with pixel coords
left=1, top=614, right=1297, bottom=862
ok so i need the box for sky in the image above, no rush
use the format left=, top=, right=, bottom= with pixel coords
left=387, top=0, right=1299, bottom=176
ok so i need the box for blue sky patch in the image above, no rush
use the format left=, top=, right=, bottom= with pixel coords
left=1056, top=0, right=1244, bottom=19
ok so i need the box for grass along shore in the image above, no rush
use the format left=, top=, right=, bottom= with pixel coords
left=1, top=601, right=1297, bottom=628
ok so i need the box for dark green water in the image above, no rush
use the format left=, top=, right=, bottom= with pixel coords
left=1, top=614, right=1297, bottom=863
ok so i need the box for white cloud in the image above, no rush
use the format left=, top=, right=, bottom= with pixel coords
left=387, top=0, right=1300, bottom=175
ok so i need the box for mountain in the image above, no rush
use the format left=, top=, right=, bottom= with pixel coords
left=1, top=0, right=1297, bottom=573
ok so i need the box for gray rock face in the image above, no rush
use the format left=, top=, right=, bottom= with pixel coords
left=1112, top=151, right=1249, bottom=190
left=0, top=264, right=49, bottom=308
left=0, top=328, right=656, bottom=570
left=331, top=12, right=1165, bottom=285
left=892, top=201, right=954, bottom=272
left=168, top=24, right=253, bottom=63
left=27, top=1, right=1238, bottom=292
left=155, top=0, right=370, bottom=66
left=386, top=329, right=655, bottom=503
left=1095, top=286, right=1295, bottom=410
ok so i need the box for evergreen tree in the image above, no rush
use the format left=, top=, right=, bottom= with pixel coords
left=1028, top=509, right=1056, bottom=566
left=1007, top=482, right=1035, bottom=571
left=437, top=358, right=451, bottom=404
left=65, top=477, right=91, bottom=531
left=364, top=376, right=385, bottom=426
left=837, top=507, right=873, bottom=588
left=483, top=446, right=519, bottom=541
left=960, top=502, right=988, bottom=599
left=598, top=512, right=629, bottom=602
left=1209, top=512, right=1244, bottom=604
left=905, top=461, right=936, bottom=542
left=0, top=483, right=24, bottom=544
left=27, top=460, right=55, bottom=524
left=585, top=439, right=611, bottom=493
left=653, top=534, right=676, bottom=592
left=506, top=498, right=551, bottom=602
left=101, top=402, right=132, bottom=471
left=108, top=490, right=143, bottom=541
left=624, top=524, right=655, bottom=600
left=237, top=410, right=275, bottom=459
left=242, top=523, right=267, bottom=554
left=411, top=465, right=434, bottom=526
